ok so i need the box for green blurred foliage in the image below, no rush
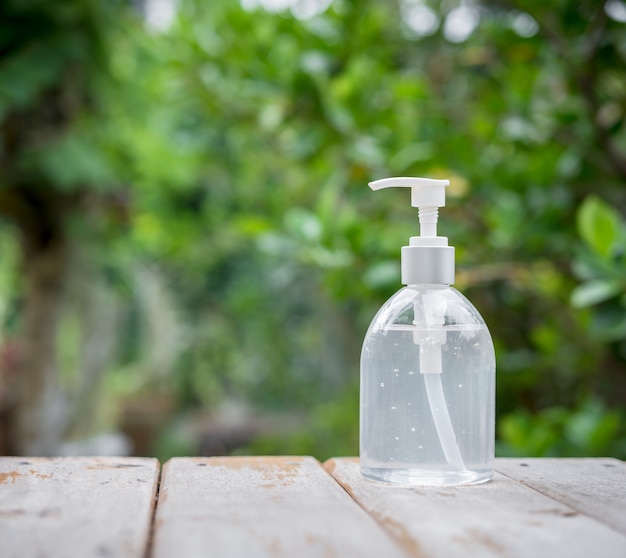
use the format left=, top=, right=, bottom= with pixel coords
left=572, top=196, right=626, bottom=340
left=1, top=0, right=625, bottom=458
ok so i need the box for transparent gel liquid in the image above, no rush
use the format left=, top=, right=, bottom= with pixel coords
left=360, top=285, right=495, bottom=486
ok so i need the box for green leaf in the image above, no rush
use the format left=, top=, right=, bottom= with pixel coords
left=0, top=40, right=66, bottom=116
left=565, top=399, right=620, bottom=453
left=363, top=261, right=398, bottom=289
left=576, top=196, right=620, bottom=259
left=592, top=310, right=626, bottom=341
left=25, top=131, right=118, bottom=191
left=570, top=280, right=622, bottom=308
left=284, top=207, right=322, bottom=243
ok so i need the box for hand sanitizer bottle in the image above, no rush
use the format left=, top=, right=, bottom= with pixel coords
left=360, top=177, right=496, bottom=486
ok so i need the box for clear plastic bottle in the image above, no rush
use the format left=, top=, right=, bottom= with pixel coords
left=360, top=177, right=495, bottom=486
left=360, top=284, right=495, bottom=486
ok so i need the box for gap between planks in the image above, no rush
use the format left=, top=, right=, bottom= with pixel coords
left=144, top=463, right=162, bottom=558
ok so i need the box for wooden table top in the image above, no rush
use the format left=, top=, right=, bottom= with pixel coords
left=1, top=456, right=624, bottom=557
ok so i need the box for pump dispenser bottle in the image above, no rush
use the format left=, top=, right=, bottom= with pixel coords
left=360, top=177, right=495, bottom=486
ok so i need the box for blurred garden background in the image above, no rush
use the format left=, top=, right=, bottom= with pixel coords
left=0, top=0, right=625, bottom=459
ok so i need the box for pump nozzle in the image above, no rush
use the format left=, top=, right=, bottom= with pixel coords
left=368, top=177, right=449, bottom=207
left=368, top=176, right=455, bottom=285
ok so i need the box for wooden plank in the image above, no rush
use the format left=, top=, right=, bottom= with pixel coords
left=152, top=456, right=406, bottom=558
left=0, top=457, right=159, bottom=558
left=325, top=457, right=626, bottom=558
left=496, top=458, right=626, bottom=536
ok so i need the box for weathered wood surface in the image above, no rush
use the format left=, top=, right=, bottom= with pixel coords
left=2, top=456, right=625, bottom=558
left=496, top=458, right=626, bottom=536
left=325, top=457, right=626, bottom=558
left=0, top=457, right=159, bottom=558
left=152, top=456, right=405, bottom=558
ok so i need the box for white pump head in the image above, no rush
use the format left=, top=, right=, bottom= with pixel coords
left=369, top=177, right=449, bottom=237
left=368, top=176, right=455, bottom=285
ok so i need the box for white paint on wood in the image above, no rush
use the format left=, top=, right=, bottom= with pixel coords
left=496, top=458, right=626, bottom=536
left=0, top=457, right=159, bottom=558
left=325, top=457, right=626, bottom=558
left=152, top=456, right=406, bottom=558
